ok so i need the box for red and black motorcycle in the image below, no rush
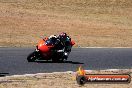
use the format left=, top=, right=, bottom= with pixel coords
left=27, top=37, right=75, bottom=62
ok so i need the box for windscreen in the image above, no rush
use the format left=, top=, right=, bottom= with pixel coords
left=45, top=39, right=54, bottom=46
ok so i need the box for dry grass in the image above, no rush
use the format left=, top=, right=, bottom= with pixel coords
left=0, top=0, right=132, bottom=47
left=0, top=69, right=132, bottom=88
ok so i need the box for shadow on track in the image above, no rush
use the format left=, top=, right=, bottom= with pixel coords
left=0, top=73, right=9, bottom=77
left=35, top=60, right=84, bottom=64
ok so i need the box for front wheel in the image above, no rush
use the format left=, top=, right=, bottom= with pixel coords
left=27, top=51, right=37, bottom=62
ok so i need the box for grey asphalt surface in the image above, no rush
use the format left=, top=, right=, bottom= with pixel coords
left=0, top=48, right=132, bottom=76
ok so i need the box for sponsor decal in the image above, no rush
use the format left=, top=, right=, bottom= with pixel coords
left=76, top=66, right=131, bottom=85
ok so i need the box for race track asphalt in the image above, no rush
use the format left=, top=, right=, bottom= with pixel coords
left=0, top=48, right=132, bottom=76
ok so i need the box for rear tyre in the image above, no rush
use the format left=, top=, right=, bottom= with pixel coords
left=52, top=58, right=59, bottom=62
left=59, top=58, right=64, bottom=62
left=27, top=51, right=37, bottom=62
left=51, top=51, right=68, bottom=62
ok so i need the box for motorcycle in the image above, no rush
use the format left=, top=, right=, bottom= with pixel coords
left=27, top=37, right=75, bottom=62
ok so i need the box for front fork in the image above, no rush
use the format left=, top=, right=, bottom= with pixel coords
left=63, top=52, right=70, bottom=60
left=35, top=46, right=42, bottom=60
left=36, top=46, right=39, bottom=51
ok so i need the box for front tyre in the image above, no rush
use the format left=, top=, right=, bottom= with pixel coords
left=27, top=51, right=37, bottom=62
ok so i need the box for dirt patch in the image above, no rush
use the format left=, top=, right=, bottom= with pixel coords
left=0, top=0, right=132, bottom=47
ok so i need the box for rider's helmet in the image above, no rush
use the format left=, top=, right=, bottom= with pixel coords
left=59, top=32, right=67, bottom=40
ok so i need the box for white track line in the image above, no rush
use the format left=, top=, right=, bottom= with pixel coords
left=4, top=69, right=132, bottom=78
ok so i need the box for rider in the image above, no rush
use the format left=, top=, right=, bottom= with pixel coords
left=48, top=33, right=72, bottom=52
left=48, top=32, right=72, bottom=60
left=58, top=32, right=72, bottom=52
left=48, top=35, right=62, bottom=49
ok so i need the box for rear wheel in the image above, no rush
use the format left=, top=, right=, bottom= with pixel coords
left=59, top=58, right=64, bottom=62
left=52, top=58, right=58, bottom=62
left=27, top=51, right=37, bottom=62
left=51, top=50, right=68, bottom=62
